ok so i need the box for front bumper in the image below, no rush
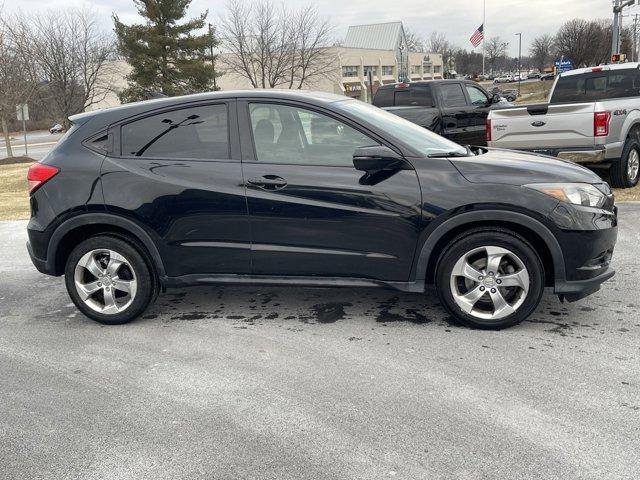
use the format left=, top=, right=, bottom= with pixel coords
left=549, top=202, right=617, bottom=301
left=554, top=267, right=615, bottom=302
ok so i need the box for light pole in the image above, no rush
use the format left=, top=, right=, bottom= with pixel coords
left=515, top=33, right=522, bottom=97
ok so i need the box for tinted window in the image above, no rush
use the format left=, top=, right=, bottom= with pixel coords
left=465, top=85, right=490, bottom=106
left=373, top=87, right=394, bottom=107
left=551, top=69, right=640, bottom=103
left=439, top=84, right=468, bottom=107
left=121, top=104, right=229, bottom=159
left=395, top=86, right=435, bottom=107
left=249, top=103, right=377, bottom=166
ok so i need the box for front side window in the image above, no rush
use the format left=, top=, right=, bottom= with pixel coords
left=121, top=104, right=229, bottom=159
left=335, top=99, right=466, bottom=157
left=465, top=85, right=490, bottom=106
left=439, top=84, right=468, bottom=108
left=249, top=103, right=377, bottom=166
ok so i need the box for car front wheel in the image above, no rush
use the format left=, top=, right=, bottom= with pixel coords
left=64, top=235, right=156, bottom=324
left=436, top=229, right=545, bottom=329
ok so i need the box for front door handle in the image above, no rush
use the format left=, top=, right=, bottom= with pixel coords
left=247, top=175, right=288, bottom=190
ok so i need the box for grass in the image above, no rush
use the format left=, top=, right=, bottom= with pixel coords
left=0, top=162, right=31, bottom=220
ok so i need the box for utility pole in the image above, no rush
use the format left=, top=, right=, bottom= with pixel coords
left=208, top=23, right=218, bottom=91
left=515, top=33, right=522, bottom=97
left=612, top=0, right=638, bottom=57
left=634, top=14, right=639, bottom=62
left=482, top=0, right=486, bottom=76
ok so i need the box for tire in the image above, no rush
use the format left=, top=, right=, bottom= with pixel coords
left=435, top=229, right=545, bottom=330
left=64, top=235, right=155, bottom=325
left=610, top=138, right=640, bottom=189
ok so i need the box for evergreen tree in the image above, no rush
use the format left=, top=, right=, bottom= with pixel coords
left=113, top=0, right=218, bottom=102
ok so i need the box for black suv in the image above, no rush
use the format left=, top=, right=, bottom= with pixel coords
left=27, top=90, right=617, bottom=329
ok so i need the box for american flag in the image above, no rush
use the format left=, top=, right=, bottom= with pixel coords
left=470, top=24, right=484, bottom=48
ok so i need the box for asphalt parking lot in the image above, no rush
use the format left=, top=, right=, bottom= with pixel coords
left=1, top=205, right=639, bottom=480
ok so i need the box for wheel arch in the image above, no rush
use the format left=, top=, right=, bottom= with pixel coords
left=46, top=213, right=167, bottom=280
left=414, top=210, right=565, bottom=287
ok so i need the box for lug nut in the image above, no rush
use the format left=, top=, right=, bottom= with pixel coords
left=488, top=272, right=495, bottom=276
left=491, top=288, right=496, bottom=293
left=478, top=276, right=484, bottom=281
left=496, top=279, right=502, bottom=284
left=479, top=286, right=485, bottom=291
left=97, top=282, right=102, bottom=287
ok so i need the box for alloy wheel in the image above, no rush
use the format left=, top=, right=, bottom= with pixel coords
left=74, top=249, right=137, bottom=314
left=628, top=148, right=640, bottom=183
left=449, top=246, right=530, bottom=320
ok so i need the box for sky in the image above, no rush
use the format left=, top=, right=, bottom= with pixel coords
left=4, top=0, right=631, bottom=56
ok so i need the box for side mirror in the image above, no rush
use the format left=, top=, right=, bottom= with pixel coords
left=492, top=93, right=502, bottom=104
left=353, top=145, right=407, bottom=172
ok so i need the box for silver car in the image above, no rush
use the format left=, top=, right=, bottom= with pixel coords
left=488, top=63, right=640, bottom=188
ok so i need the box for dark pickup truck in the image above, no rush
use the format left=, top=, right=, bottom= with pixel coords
left=373, top=80, right=504, bottom=146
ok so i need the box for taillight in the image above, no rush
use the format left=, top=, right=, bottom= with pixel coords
left=27, top=163, right=59, bottom=194
left=486, top=118, right=492, bottom=142
left=594, top=112, right=611, bottom=137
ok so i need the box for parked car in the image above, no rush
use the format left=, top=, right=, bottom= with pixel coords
left=540, top=73, right=555, bottom=81
left=26, top=90, right=617, bottom=329
left=373, top=80, right=507, bottom=146
left=49, top=124, right=64, bottom=134
left=488, top=62, right=640, bottom=188
left=493, top=75, right=513, bottom=83
left=528, top=73, right=542, bottom=80
left=491, top=87, right=518, bottom=102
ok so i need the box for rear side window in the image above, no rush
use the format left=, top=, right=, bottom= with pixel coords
left=439, top=84, right=468, bottom=108
left=395, top=86, right=435, bottom=107
left=121, top=103, right=229, bottom=159
left=373, top=87, right=394, bottom=107
left=551, top=69, right=640, bottom=103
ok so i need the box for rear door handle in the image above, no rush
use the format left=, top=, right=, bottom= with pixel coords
left=247, top=175, right=287, bottom=190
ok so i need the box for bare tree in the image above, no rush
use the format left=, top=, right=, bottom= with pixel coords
left=218, top=0, right=335, bottom=89
left=0, top=17, right=37, bottom=157
left=425, top=32, right=455, bottom=68
left=485, top=36, right=509, bottom=72
left=529, top=34, right=555, bottom=71
left=404, top=29, right=425, bottom=52
left=4, top=9, right=115, bottom=127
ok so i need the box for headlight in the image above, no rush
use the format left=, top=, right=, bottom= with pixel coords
left=524, top=183, right=607, bottom=208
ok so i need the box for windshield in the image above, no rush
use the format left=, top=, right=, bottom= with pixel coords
left=334, top=100, right=467, bottom=157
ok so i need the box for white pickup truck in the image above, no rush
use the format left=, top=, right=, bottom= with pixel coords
left=488, top=63, right=640, bottom=188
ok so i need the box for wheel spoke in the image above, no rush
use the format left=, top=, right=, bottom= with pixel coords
left=452, top=259, right=484, bottom=282
left=76, top=281, right=101, bottom=300
left=83, top=255, right=105, bottom=279
left=498, top=269, right=529, bottom=289
left=112, top=277, right=134, bottom=295
left=455, top=286, right=486, bottom=314
left=102, top=288, right=119, bottom=314
left=489, top=288, right=515, bottom=317
left=485, top=247, right=505, bottom=274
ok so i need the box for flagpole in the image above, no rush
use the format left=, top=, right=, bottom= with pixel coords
left=482, top=0, right=486, bottom=76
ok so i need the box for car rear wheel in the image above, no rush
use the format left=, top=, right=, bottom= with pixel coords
left=436, top=229, right=544, bottom=329
left=610, top=139, right=640, bottom=189
left=64, top=235, right=155, bottom=325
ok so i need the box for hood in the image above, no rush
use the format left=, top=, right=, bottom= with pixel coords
left=450, top=148, right=602, bottom=185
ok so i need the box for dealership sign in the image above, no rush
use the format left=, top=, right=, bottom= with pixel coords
left=554, top=58, right=573, bottom=73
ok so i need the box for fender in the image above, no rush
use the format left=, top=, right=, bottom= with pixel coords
left=412, top=209, right=567, bottom=283
left=45, top=213, right=167, bottom=279
left=620, top=112, right=640, bottom=142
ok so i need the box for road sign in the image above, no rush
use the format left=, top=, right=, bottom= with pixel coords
left=16, top=104, right=29, bottom=122
left=554, top=58, right=573, bottom=73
